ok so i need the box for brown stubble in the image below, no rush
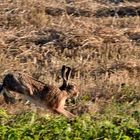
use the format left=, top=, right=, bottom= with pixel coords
left=0, top=0, right=140, bottom=116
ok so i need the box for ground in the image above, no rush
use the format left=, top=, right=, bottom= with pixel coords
left=0, top=0, right=140, bottom=139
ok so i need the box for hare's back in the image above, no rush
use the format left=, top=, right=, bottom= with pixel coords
left=3, top=73, right=27, bottom=93
left=3, top=72, right=45, bottom=94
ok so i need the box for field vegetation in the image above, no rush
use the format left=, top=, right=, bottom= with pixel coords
left=0, top=0, right=140, bottom=139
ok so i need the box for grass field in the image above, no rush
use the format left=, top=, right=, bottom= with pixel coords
left=0, top=0, right=140, bottom=139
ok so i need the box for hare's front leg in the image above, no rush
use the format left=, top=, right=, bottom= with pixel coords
left=56, top=107, right=75, bottom=118
left=54, top=94, right=75, bottom=118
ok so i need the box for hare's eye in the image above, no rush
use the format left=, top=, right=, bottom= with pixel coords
left=73, top=92, right=77, bottom=96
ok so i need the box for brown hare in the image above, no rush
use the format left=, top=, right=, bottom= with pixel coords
left=0, top=65, right=79, bottom=118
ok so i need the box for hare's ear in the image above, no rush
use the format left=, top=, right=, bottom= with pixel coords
left=61, top=65, right=67, bottom=87
left=60, top=65, right=72, bottom=90
left=61, top=65, right=66, bottom=80
left=65, top=66, right=71, bottom=82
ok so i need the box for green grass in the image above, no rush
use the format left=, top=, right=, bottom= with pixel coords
left=0, top=102, right=140, bottom=140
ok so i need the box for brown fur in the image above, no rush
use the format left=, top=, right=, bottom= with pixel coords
left=0, top=65, right=78, bottom=118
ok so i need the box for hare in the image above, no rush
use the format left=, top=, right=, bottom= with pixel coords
left=0, top=65, right=79, bottom=118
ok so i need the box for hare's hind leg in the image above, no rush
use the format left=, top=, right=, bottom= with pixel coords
left=2, top=88, right=15, bottom=104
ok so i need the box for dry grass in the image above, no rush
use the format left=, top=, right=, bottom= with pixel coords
left=0, top=0, right=140, bottom=116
